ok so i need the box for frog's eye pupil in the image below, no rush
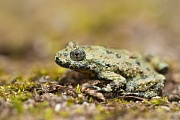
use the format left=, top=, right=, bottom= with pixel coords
left=74, top=51, right=80, bottom=57
left=70, top=49, right=86, bottom=61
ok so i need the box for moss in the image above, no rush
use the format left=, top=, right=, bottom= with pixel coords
left=148, top=97, right=168, bottom=106
left=88, top=97, right=94, bottom=103
left=76, top=94, right=84, bottom=104
left=111, top=98, right=133, bottom=105
left=75, top=108, right=84, bottom=114
left=29, top=67, right=66, bottom=82
left=94, top=105, right=112, bottom=120
left=11, top=98, right=24, bottom=114
left=59, top=111, right=71, bottom=118
left=66, top=98, right=76, bottom=107
left=75, top=84, right=81, bottom=94
left=44, top=108, right=54, bottom=120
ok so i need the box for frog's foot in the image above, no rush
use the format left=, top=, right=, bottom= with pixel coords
left=145, top=55, right=169, bottom=74
left=81, top=83, right=105, bottom=101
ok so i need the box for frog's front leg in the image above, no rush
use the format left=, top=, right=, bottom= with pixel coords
left=94, top=71, right=126, bottom=92
left=81, top=71, right=126, bottom=100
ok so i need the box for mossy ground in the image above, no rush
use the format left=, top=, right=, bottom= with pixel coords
left=0, top=66, right=179, bottom=120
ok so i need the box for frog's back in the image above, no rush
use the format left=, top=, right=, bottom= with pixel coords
left=82, top=45, right=155, bottom=77
left=82, top=45, right=138, bottom=65
left=82, top=45, right=132, bottom=63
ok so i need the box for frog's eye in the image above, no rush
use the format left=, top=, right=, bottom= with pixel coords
left=70, top=49, right=86, bottom=61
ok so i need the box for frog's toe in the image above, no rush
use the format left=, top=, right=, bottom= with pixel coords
left=81, top=83, right=112, bottom=93
left=84, top=85, right=100, bottom=89
left=81, top=83, right=106, bottom=101
left=81, top=83, right=101, bottom=92
left=123, top=90, right=159, bottom=98
left=85, top=85, right=109, bottom=93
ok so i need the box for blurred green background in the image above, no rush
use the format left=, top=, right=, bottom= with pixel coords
left=0, top=0, right=180, bottom=73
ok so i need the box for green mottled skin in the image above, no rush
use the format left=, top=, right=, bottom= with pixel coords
left=55, top=42, right=168, bottom=98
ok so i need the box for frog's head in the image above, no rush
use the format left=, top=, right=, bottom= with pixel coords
left=55, top=42, right=92, bottom=71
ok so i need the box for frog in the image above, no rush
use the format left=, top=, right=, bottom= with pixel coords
left=55, top=42, right=168, bottom=100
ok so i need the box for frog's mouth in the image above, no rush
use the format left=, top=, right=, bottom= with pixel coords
left=55, top=56, right=70, bottom=68
left=55, top=56, right=90, bottom=70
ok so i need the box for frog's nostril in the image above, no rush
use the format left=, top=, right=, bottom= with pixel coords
left=55, top=56, right=59, bottom=61
left=55, top=57, right=61, bottom=65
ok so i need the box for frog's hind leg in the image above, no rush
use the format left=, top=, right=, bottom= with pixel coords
left=123, top=91, right=160, bottom=98
left=145, top=55, right=169, bottom=74
left=125, top=74, right=165, bottom=98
